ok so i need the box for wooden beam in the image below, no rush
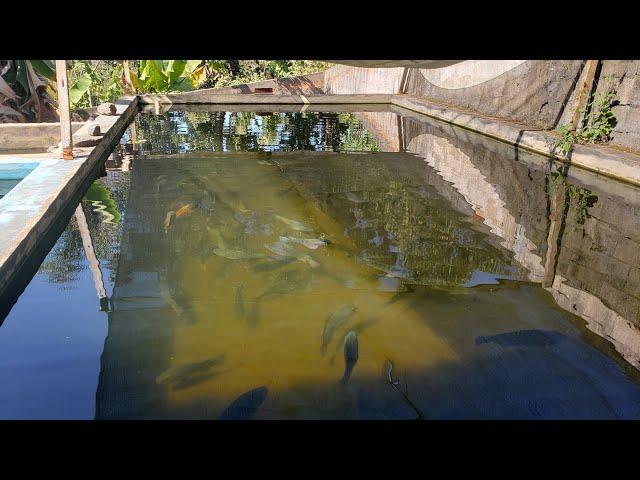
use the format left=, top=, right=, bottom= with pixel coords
left=55, top=60, right=74, bottom=159
left=571, top=60, right=600, bottom=132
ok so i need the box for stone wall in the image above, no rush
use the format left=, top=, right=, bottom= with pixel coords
left=590, top=60, right=640, bottom=152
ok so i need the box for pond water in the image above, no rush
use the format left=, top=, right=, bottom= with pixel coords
left=1, top=107, right=640, bottom=419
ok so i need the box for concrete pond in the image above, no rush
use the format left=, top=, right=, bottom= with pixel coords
left=0, top=92, right=639, bottom=419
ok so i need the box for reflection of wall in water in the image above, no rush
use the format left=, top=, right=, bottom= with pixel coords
left=94, top=160, right=176, bottom=419
left=275, top=151, right=514, bottom=287
left=357, top=110, right=640, bottom=368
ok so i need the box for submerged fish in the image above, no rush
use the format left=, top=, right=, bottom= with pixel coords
left=164, top=211, right=175, bottom=233
left=357, top=254, right=415, bottom=280
left=341, top=331, right=359, bottom=384
left=251, top=257, right=296, bottom=273
left=264, top=240, right=320, bottom=268
left=175, top=204, right=193, bottom=218
left=321, top=304, right=357, bottom=355
left=475, top=329, right=562, bottom=348
left=345, top=191, right=366, bottom=203
left=218, top=386, right=269, bottom=420
left=258, top=268, right=310, bottom=300
left=156, top=355, right=225, bottom=386
left=158, top=280, right=197, bottom=325
left=280, top=236, right=330, bottom=250
left=213, top=247, right=267, bottom=260
left=274, top=214, right=313, bottom=232
left=234, top=284, right=245, bottom=319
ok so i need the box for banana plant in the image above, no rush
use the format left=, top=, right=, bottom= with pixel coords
left=131, top=60, right=205, bottom=93
left=0, top=60, right=58, bottom=122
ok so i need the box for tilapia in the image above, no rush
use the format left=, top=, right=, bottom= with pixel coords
left=274, top=214, right=313, bottom=232
left=164, top=211, right=175, bottom=233
left=156, top=355, right=225, bottom=386
left=251, top=257, right=296, bottom=273
left=218, top=386, right=269, bottom=420
left=321, top=304, right=357, bottom=355
left=341, top=331, right=359, bottom=384
left=213, top=248, right=267, bottom=260
left=280, top=236, right=330, bottom=250
left=345, top=191, right=367, bottom=203
left=158, top=279, right=197, bottom=325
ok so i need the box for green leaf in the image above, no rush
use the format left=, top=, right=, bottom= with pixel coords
left=30, top=60, right=56, bottom=81
left=69, top=73, right=93, bottom=107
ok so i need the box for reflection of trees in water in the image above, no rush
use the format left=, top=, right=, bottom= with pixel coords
left=38, top=172, right=131, bottom=286
left=134, top=111, right=380, bottom=154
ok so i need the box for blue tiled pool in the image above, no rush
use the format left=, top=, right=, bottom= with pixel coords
left=0, top=162, right=39, bottom=199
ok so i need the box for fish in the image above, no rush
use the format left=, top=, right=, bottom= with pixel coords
left=251, top=257, right=296, bottom=273
left=234, top=284, right=245, bottom=319
left=280, top=236, right=330, bottom=250
left=345, top=191, right=367, bottom=203
left=274, top=214, right=313, bottom=232
left=296, top=254, right=320, bottom=268
left=213, top=248, right=267, bottom=260
left=321, top=304, right=357, bottom=355
left=264, top=240, right=320, bottom=268
left=357, top=254, right=416, bottom=280
left=175, top=204, right=193, bottom=218
left=218, top=386, right=269, bottom=420
left=158, top=279, right=197, bottom=325
left=164, top=211, right=175, bottom=233
left=475, top=329, right=562, bottom=348
left=341, top=331, right=359, bottom=384
left=156, top=355, right=226, bottom=386
left=258, top=268, right=310, bottom=300
left=264, top=239, right=297, bottom=258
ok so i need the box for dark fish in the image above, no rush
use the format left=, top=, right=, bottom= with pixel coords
left=258, top=269, right=309, bottom=300
left=156, top=355, right=225, bottom=386
left=218, top=386, right=269, bottom=420
left=475, top=329, right=562, bottom=348
left=341, top=331, right=359, bottom=384
left=234, top=284, right=245, bottom=319
left=321, top=304, right=357, bottom=355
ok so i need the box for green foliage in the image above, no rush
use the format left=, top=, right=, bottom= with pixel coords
left=554, top=124, right=578, bottom=155
left=580, top=80, right=618, bottom=143
left=554, top=78, right=619, bottom=155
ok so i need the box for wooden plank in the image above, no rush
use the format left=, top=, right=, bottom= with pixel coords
left=55, top=60, right=73, bottom=159
left=138, top=93, right=393, bottom=105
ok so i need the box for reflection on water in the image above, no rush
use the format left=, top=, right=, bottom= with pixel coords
left=1, top=109, right=640, bottom=419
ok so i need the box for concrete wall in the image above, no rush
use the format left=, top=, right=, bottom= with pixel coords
left=324, top=61, right=585, bottom=129
left=0, top=122, right=85, bottom=152
left=591, top=60, right=640, bottom=152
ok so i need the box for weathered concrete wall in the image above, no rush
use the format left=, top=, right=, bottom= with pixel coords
left=405, top=61, right=584, bottom=129
left=591, top=60, right=640, bottom=152
left=0, top=122, right=85, bottom=151
left=324, top=65, right=404, bottom=94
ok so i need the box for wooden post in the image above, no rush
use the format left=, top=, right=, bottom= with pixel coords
left=571, top=60, right=600, bottom=132
left=74, top=204, right=109, bottom=310
left=55, top=60, right=74, bottom=160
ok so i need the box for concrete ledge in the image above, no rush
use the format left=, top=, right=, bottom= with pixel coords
left=139, top=93, right=393, bottom=105
left=391, top=94, right=640, bottom=187
left=0, top=96, right=138, bottom=298
left=0, top=122, right=85, bottom=151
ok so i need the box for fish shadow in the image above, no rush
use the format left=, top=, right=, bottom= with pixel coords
left=218, top=386, right=269, bottom=420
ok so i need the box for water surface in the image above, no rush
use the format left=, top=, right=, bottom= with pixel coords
left=1, top=109, right=639, bottom=419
